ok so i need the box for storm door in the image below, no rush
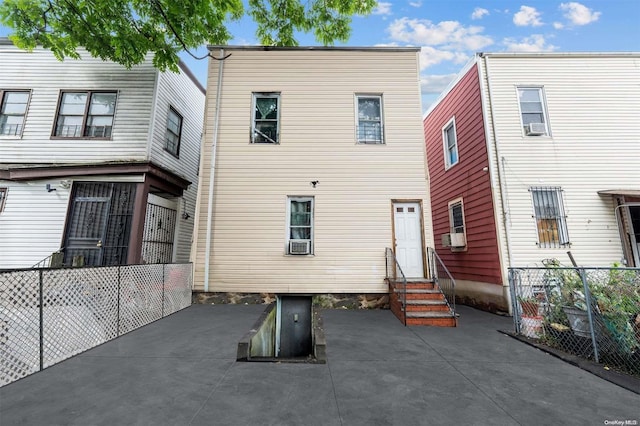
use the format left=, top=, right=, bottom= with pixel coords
left=64, top=182, right=136, bottom=266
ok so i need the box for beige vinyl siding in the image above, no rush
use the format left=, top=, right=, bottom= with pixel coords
left=193, top=48, right=431, bottom=293
left=149, top=68, right=205, bottom=263
left=482, top=53, right=640, bottom=267
left=0, top=44, right=155, bottom=163
left=0, top=181, right=70, bottom=268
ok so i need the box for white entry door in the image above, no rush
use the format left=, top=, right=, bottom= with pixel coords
left=393, top=202, right=424, bottom=278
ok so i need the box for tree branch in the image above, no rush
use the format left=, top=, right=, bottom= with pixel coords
left=149, top=0, right=231, bottom=61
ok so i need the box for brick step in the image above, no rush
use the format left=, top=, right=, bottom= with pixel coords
left=405, top=311, right=457, bottom=327
left=399, top=289, right=445, bottom=300
left=403, top=300, right=450, bottom=312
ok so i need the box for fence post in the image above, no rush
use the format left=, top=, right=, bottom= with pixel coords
left=39, top=269, right=44, bottom=371
left=116, top=266, right=121, bottom=337
left=579, top=268, right=600, bottom=363
left=508, top=269, right=520, bottom=334
left=161, top=264, right=165, bottom=318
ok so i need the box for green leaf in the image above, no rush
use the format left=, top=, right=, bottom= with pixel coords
left=0, top=0, right=374, bottom=71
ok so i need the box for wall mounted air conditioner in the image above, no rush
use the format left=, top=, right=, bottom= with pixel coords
left=525, top=123, right=546, bottom=136
left=289, top=240, right=311, bottom=255
left=441, top=233, right=452, bottom=248
left=450, top=233, right=466, bottom=248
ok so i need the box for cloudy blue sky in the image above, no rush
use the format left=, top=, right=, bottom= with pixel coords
left=187, top=0, right=640, bottom=109
left=2, top=1, right=639, bottom=110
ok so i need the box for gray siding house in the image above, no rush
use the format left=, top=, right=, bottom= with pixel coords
left=0, top=39, right=205, bottom=268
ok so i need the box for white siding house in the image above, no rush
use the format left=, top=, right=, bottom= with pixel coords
left=479, top=52, right=640, bottom=269
left=424, top=52, right=640, bottom=312
left=0, top=39, right=205, bottom=269
left=191, top=46, right=433, bottom=298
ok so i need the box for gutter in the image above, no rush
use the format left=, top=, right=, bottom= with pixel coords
left=204, top=48, right=225, bottom=292
left=480, top=53, right=515, bottom=310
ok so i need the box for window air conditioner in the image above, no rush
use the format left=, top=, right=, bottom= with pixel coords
left=289, top=240, right=311, bottom=255
left=450, top=233, right=466, bottom=248
left=441, top=233, right=452, bottom=248
left=525, top=123, right=546, bottom=136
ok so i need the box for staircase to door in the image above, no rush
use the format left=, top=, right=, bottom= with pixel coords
left=388, top=279, right=456, bottom=326
left=385, top=247, right=457, bottom=327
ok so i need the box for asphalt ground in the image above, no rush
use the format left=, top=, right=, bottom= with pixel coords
left=1, top=304, right=638, bottom=425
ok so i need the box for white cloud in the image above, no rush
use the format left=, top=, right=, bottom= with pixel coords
left=471, top=7, right=489, bottom=20
left=503, top=34, right=557, bottom=52
left=513, top=6, right=543, bottom=27
left=420, top=73, right=458, bottom=94
left=409, top=1, right=422, bottom=7
left=373, top=2, right=393, bottom=15
left=553, top=22, right=564, bottom=29
left=559, top=2, right=601, bottom=25
left=419, top=47, right=469, bottom=70
left=388, top=18, right=493, bottom=51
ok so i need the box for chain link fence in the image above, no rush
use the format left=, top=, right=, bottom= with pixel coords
left=509, top=261, right=640, bottom=377
left=0, top=263, right=192, bottom=387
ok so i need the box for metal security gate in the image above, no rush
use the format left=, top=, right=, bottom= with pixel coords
left=141, top=202, right=177, bottom=264
left=63, top=183, right=136, bottom=266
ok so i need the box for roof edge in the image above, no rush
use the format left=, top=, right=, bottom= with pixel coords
left=478, top=51, right=640, bottom=58
left=207, top=45, right=421, bottom=53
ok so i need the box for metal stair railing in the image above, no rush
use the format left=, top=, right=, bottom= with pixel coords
left=428, top=248, right=456, bottom=316
left=385, top=247, right=407, bottom=326
left=32, top=249, right=65, bottom=269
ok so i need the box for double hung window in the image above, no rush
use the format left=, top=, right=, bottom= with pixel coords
left=165, top=107, right=183, bottom=157
left=54, top=91, right=117, bottom=138
left=287, top=197, right=314, bottom=255
left=356, top=95, right=384, bottom=144
left=517, top=87, right=549, bottom=136
left=252, top=93, right=280, bottom=143
left=442, top=117, right=458, bottom=169
left=0, top=90, right=30, bottom=136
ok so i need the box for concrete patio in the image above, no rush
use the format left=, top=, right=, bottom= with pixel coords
left=0, top=304, right=638, bottom=425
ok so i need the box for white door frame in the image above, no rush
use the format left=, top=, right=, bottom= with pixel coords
left=392, top=201, right=425, bottom=278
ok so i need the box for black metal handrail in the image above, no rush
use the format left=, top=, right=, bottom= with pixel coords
left=385, top=247, right=407, bottom=325
left=32, top=249, right=65, bottom=269
left=428, top=248, right=456, bottom=316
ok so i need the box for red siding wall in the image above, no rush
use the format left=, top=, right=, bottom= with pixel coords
left=424, top=64, right=502, bottom=285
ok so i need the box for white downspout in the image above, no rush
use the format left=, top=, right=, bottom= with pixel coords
left=204, top=48, right=225, bottom=292
left=482, top=54, right=515, bottom=312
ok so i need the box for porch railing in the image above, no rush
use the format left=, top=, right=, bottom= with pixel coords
left=32, top=249, right=65, bottom=269
left=0, top=263, right=193, bottom=387
left=427, top=248, right=456, bottom=316
left=385, top=247, right=407, bottom=325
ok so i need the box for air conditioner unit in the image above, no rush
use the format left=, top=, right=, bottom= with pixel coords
left=441, top=233, right=452, bottom=248
left=450, top=233, right=466, bottom=248
left=525, top=123, right=546, bottom=136
left=289, top=240, right=311, bottom=255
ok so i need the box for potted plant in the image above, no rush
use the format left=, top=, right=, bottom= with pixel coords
left=518, top=295, right=541, bottom=317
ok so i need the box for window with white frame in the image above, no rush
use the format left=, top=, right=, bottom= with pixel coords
left=287, top=196, right=314, bottom=255
left=252, top=93, right=280, bottom=143
left=0, top=90, right=30, bottom=136
left=442, top=117, right=458, bottom=169
left=165, top=106, right=183, bottom=157
left=448, top=198, right=466, bottom=248
left=530, top=187, right=569, bottom=248
left=53, top=91, right=117, bottom=138
left=0, top=187, right=6, bottom=212
left=517, top=87, right=549, bottom=136
left=356, top=94, right=384, bottom=144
